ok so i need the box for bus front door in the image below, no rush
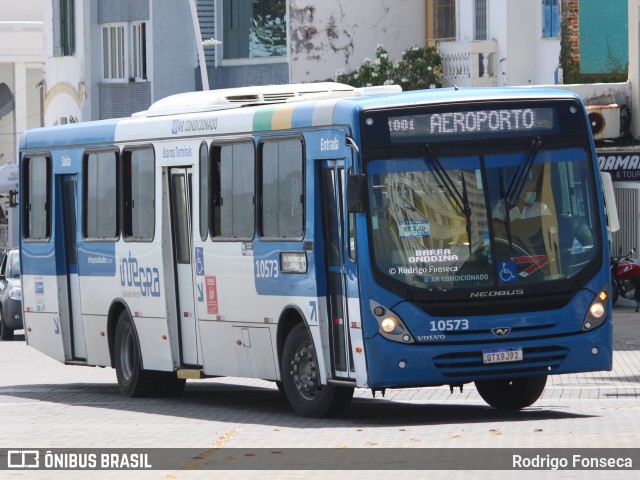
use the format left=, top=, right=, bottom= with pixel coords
left=59, top=174, right=86, bottom=360
left=320, top=161, right=355, bottom=380
left=168, top=168, right=201, bottom=367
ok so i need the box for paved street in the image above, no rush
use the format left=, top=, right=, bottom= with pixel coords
left=0, top=307, right=639, bottom=479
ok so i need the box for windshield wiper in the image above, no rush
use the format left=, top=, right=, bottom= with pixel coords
left=422, top=144, right=472, bottom=251
left=499, top=169, right=514, bottom=247
left=504, top=137, right=542, bottom=210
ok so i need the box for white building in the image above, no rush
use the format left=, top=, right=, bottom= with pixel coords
left=430, top=0, right=561, bottom=87
left=43, top=0, right=199, bottom=124
left=287, top=0, right=426, bottom=83
left=0, top=2, right=43, bottom=163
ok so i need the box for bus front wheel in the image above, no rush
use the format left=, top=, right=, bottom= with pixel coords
left=281, top=323, right=353, bottom=418
left=114, top=311, right=155, bottom=397
left=475, top=375, right=547, bottom=410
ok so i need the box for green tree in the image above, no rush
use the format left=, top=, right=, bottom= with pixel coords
left=336, top=45, right=443, bottom=90
left=395, top=46, right=443, bottom=91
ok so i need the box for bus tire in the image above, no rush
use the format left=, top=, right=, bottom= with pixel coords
left=281, top=323, right=353, bottom=418
left=0, top=310, right=14, bottom=341
left=274, top=380, right=286, bottom=397
left=475, top=375, right=547, bottom=410
left=611, top=280, right=619, bottom=305
left=114, top=311, right=155, bottom=397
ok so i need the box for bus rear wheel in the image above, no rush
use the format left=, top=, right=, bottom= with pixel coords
left=114, top=311, right=155, bottom=397
left=475, top=375, right=547, bottom=410
left=281, top=323, right=353, bottom=418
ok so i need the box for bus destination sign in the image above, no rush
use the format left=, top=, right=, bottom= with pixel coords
left=385, top=107, right=555, bottom=142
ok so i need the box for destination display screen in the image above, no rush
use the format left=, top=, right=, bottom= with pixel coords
left=362, top=101, right=584, bottom=145
left=387, top=108, right=554, bottom=141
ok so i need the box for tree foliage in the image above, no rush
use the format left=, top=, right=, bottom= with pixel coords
left=336, top=45, right=443, bottom=90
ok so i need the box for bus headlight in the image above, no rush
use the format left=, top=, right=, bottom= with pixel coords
left=369, top=300, right=414, bottom=343
left=8, top=287, right=21, bottom=301
left=589, top=302, right=605, bottom=319
left=582, top=290, right=608, bottom=331
left=380, top=317, right=397, bottom=333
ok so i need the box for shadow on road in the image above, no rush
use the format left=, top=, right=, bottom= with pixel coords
left=0, top=380, right=594, bottom=429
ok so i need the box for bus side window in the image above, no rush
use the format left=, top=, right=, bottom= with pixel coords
left=23, top=155, right=51, bottom=241
left=84, top=150, right=118, bottom=240
left=260, top=138, right=304, bottom=239
left=122, top=147, right=155, bottom=241
left=211, top=141, right=255, bottom=240
left=199, top=142, right=209, bottom=241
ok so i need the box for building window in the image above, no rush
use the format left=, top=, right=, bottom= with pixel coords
left=260, top=138, right=304, bottom=239
left=53, top=0, right=75, bottom=56
left=131, top=22, right=147, bottom=80
left=475, top=0, right=487, bottom=41
left=212, top=142, right=255, bottom=239
left=84, top=151, right=118, bottom=240
left=543, top=0, right=560, bottom=38
left=102, top=22, right=147, bottom=81
left=123, top=147, right=155, bottom=240
left=433, top=0, right=456, bottom=39
left=222, top=0, right=287, bottom=60
left=23, top=156, right=51, bottom=241
left=103, top=25, right=126, bottom=80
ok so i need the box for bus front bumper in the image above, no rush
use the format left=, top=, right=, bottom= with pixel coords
left=364, top=320, right=613, bottom=389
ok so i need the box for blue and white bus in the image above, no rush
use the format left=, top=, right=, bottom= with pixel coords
left=20, top=82, right=614, bottom=417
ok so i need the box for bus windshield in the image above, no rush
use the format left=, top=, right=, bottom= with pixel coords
left=366, top=142, right=599, bottom=292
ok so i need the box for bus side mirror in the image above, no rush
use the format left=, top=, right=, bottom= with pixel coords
left=347, top=174, right=366, bottom=213
left=600, top=172, right=620, bottom=233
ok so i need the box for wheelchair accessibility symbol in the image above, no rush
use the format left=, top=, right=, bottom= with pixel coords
left=499, top=261, right=518, bottom=284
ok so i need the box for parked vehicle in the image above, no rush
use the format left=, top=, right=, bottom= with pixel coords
left=0, top=248, right=22, bottom=340
left=610, top=248, right=640, bottom=310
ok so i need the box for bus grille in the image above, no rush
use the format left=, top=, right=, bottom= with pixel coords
left=432, top=345, right=569, bottom=378
left=415, top=293, right=572, bottom=317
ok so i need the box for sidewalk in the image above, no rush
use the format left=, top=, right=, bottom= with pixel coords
left=524, top=304, right=640, bottom=399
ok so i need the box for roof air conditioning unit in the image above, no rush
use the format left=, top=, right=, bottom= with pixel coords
left=585, top=104, right=620, bottom=140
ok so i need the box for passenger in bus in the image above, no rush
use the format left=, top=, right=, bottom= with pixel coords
left=520, top=192, right=551, bottom=218
left=492, top=199, right=521, bottom=221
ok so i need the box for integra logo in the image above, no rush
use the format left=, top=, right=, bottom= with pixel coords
left=469, top=289, right=524, bottom=298
left=120, top=251, right=161, bottom=298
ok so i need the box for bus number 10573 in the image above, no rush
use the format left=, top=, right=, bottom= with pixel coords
left=429, top=319, right=469, bottom=332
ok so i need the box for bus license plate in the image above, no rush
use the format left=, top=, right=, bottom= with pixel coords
left=482, top=347, right=523, bottom=364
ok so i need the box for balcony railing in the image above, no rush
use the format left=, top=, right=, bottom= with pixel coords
left=437, top=40, right=498, bottom=87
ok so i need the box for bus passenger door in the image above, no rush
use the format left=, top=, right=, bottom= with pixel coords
left=60, top=174, right=86, bottom=359
left=320, top=161, right=355, bottom=380
left=168, top=168, right=201, bottom=367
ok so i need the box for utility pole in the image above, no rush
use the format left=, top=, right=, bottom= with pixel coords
left=188, top=0, right=209, bottom=91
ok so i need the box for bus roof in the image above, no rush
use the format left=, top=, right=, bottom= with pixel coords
left=20, top=84, right=581, bottom=150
